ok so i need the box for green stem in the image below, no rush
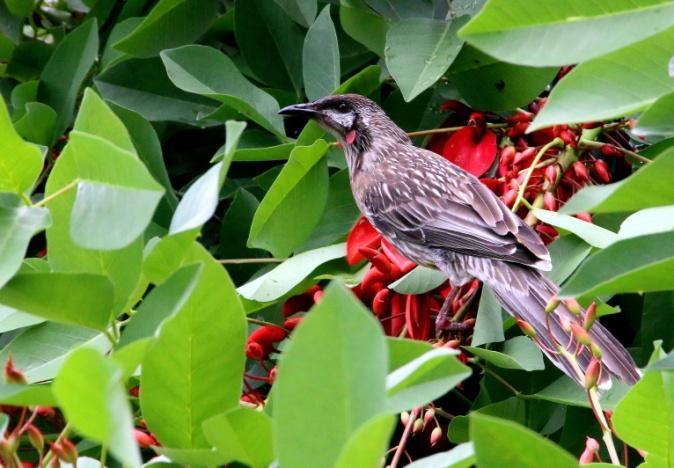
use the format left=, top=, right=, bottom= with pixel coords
left=19, top=192, right=33, bottom=206
left=34, top=179, right=79, bottom=207
left=99, top=445, right=107, bottom=467
left=512, top=138, right=563, bottom=212
left=407, top=122, right=507, bottom=139
left=217, top=257, right=286, bottom=264
left=578, top=139, right=651, bottom=165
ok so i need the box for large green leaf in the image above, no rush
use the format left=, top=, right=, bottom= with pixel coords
left=635, top=92, right=674, bottom=137
left=161, top=46, right=285, bottom=136
left=459, top=0, right=674, bottom=66
left=561, top=147, right=674, bottom=215
left=334, top=414, right=395, bottom=468
left=0, top=96, right=43, bottom=195
left=0, top=272, right=113, bottom=330
left=0, top=305, right=44, bottom=333
left=0, top=383, right=55, bottom=407
left=273, top=0, right=317, bottom=27
left=274, top=283, right=387, bottom=467
left=303, top=6, right=340, bottom=101
left=202, top=408, right=273, bottom=468
left=546, top=234, right=592, bottom=285
left=385, top=17, right=465, bottom=102
left=169, top=121, right=245, bottom=234
left=13, top=102, right=57, bottom=147
left=113, top=0, right=218, bottom=58
left=389, top=266, right=446, bottom=294
left=339, top=0, right=388, bottom=57
left=38, top=19, right=98, bottom=139
left=407, top=443, right=475, bottom=468
left=140, top=242, right=246, bottom=448
left=365, top=0, right=448, bottom=19
left=471, top=285, right=504, bottom=347
left=0, top=322, right=108, bottom=383
left=613, top=369, right=674, bottom=467
left=533, top=209, right=616, bottom=248
left=237, top=243, right=346, bottom=302
left=464, top=336, right=545, bottom=371
left=54, top=348, right=141, bottom=468
left=447, top=45, right=557, bottom=112
left=530, top=27, right=674, bottom=131
left=0, top=206, right=50, bottom=288
left=234, top=0, right=304, bottom=93
left=560, top=231, right=674, bottom=298
left=248, top=140, right=329, bottom=257
left=95, top=57, right=218, bottom=124
left=470, top=413, right=577, bottom=468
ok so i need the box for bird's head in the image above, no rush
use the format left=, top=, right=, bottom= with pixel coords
left=279, top=94, right=408, bottom=150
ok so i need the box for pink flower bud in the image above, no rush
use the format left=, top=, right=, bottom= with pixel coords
left=516, top=319, right=536, bottom=338
left=430, top=426, right=443, bottom=446
left=583, top=302, right=597, bottom=330
left=4, top=357, right=26, bottom=385
left=584, top=358, right=601, bottom=389
left=400, top=411, right=410, bottom=426
left=543, top=191, right=557, bottom=211
left=579, top=437, right=599, bottom=464
left=575, top=212, right=593, bottom=223
left=423, top=408, right=435, bottom=427
left=571, top=322, right=592, bottom=346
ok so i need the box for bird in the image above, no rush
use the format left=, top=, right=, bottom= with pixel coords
left=279, top=94, right=640, bottom=387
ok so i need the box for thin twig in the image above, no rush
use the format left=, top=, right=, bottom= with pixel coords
left=390, top=407, right=420, bottom=468
left=34, top=179, right=79, bottom=207
left=407, top=122, right=507, bottom=138
left=578, top=139, right=651, bottom=165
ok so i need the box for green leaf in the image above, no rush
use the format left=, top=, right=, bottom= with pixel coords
left=237, top=243, right=345, bottom=302
left=303, top=6, right=340, bottom=100
left=339, top=0, right=388, bottom=57
left=100, top=17, right=142, bottom=70
left=464, top=336, right=545, bottom=371
left=547, top=234, right=592, bottom=285
left=635, top=91, right=674, bottom=137
left=274, top=283, right=387, bottom=467
left=76, top=88, right=135, bottom=153
left=155, top=447, right=225, bottom=466
left=613, top=369, right=674, bottom=466
left=202, top=408, right=273, bottom=468
left=407, top=443, right=475, bottom=468
left=0, top=206, right=50, bottom=288
left=95, top=57, right=218, bottom=124
left=0, top=306, right=44, bottom=333
left=0, top=383, right=55, bottom=407
left=113, top=0, right=218, bottom=58
left=561, top=147, right=674, bottom=214
left=389, top=266, right=446, bottom=294
left=169, top=121, right=245, bottom=234
left=334, top=414, right=395, bottom=468
left=5, top=0, right=34, bottom=17
left=560, top=231, right=674, bottom=298
left=530, top=27, right=674, bottom=131
left=13, top=102, right=57, bottom=147
left=471, top=285, right=504, bottom=347
left=532, top=209, right=616, bottom=248
left=0, top=96, right=43, bottom=195
left=447, top=45, right=557, bottom=112
left=38, top=19, right=98, bottom=139
left=617, top=205, right=674, bottom=241
left=470, top=413, right=577, bottom=468
left=0, top=322, right=108, bottom=383
left=459, top=0, right=674, bottom=67
left=235, top=0, right=305, bottom=93
left=365, top=0, right=447, bottom=19
left=161, top=45, right=284, bottom=136
left=0, top=272, right=113, bottom=330
left=532, top=376, right=630, bottom=410
left=248, top=140, right=329, bottom=257
left=386, top=346, right=471, bottom=413
left=54, top=348, right=141, bottom=468
left=385, top=17, right=465, bottom=101
left=141, top=242, right=246, bottom=448
left=273, top=0, right=317, bottom=27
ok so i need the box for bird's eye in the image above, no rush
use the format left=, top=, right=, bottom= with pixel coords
left=337, top=102, right=349, bottom=113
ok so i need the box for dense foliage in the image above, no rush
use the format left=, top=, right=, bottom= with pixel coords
left=0, top=0, right=673, bottom=466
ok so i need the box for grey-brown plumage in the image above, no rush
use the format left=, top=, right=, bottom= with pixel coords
left=280, top=94, right=640, bottom=387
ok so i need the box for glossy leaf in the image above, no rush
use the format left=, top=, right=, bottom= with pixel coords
left=0, top=305, right=44, bottom=333
left=141, top=242, right=246, bottom=448
left=464, top=336, right=545, bottom=371
left=530, top=27, right=674, bottom=131
left=339, top=0, right=388, bottom=57
left=169, top=121, right=245, bottom=234
left=303, top=6, right=340, bottom=101
left=459, top=0, right=674, bottom=66
left=533, top=209, right=616, bottom=248
left=274, top=283, right=387, bottom=467
left=248, top=140, right=330, bottom=257
left=0, top=272, right=113, bottom=330
left=273, top=0, right=317, bottom=27
left=0, top=206, right=50, bottom=288
left=334, top=414, right=396, bottom=468
left=560, top=231, right=674, bottom=298
left=471, top=285, right=504, bottom=347
left=38, top=19, right=98, bottom=139
left=161, top=46, right=284, bottom=136
left=113, top=0, right=218, bottom=58
left=385, top=17, right=465, bottom=101
left=202, top=408, right=273, bottom=468
left=407, top=443, right=475, bottom=468
left=237, top=243, right=345, bottom=302
left=0, top=383, right=55, bottom=407
left=470, top=413, right=577, bottom=468
left=389, top=265, right=446, bottom=294
left=54, top=348, right=141, bottom=468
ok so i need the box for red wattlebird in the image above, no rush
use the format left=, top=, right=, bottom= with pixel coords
left=279, top=94, right=640, bottom=387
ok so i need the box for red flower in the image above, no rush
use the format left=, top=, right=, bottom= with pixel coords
left=436, top=123, right=497, bottom=177
left=346, top=216, right=382, bottom=265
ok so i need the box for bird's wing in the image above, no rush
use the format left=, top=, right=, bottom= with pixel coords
left=362, top=147, right=551, bottom=269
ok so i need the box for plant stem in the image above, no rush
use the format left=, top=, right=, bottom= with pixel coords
left=407, top=122, right=507, bottom=138
left=217, top=257, right=286, bottom=264
left=578, top=139, right=651, bottom=165
left=19, top=192, right=33, bottom=206
left=34, top=179, right=79, bottom=207
left=99, top=445, right=107, bottom=467
left=390, top=407, right=420, bottom=468
left=512, top=138, right=563, bottom=212
left=41, top=424, right=70, bottom=468
left=247, top=317, right=287, bottom=330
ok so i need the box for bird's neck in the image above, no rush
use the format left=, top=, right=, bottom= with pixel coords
left=342, top=120, right=410, bottom=175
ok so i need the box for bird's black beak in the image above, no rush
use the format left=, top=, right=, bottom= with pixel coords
left=278, top=102, right=320, bottom=117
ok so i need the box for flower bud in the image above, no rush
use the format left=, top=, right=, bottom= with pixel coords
left=400, top=411, right=410, bottom=426
left=544, top=297, right=560, bottom=313
left=423, top=408, right=435, bottom=427
left=313, top=290, right=324, bottom=304
left=583, top=302, right=597, bottom=330
left=412, top=418, right=424, bottom=433
left=4, top=357, right=27, bottom=385
left=245, top=342, right=266, bottom=361
left=590, top=343, right=603, bottom=359
left=283, top=316, right=303, bottom=330
left=584, top=358, right=601, bottom=389
left=52, top=439, right=77, bottom=465
left=430, top=426, right=443, bottom=446
left=372, top=288, right=390, bottom=316
left=593, top=160, right=611, bottom=183
left=600, top=144, right=623, bottom=157
left=516, top=319, right=536, bottom=338
left=502, top=189, right=518, bottom=207
left=579, top=437, right=599, bottom=464
left=26, top=425, right=44, bottom=453
left=565, top=298, right=582, bottom=315
left=575, top=212, right=592, bottom=223
left=544, top=164, right=559, bottom=185
left=570, top=322, right=592, bottom=346
left=133, top=428, right=158, bottom=448
left=268, top=367, right=277, bottom=384
left=543, top=191, right=557, bottom=211
left=572, top=161, right=589, bottom=181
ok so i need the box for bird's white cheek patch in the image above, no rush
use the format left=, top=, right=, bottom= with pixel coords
left=345, top=130, right=357, bottom=145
